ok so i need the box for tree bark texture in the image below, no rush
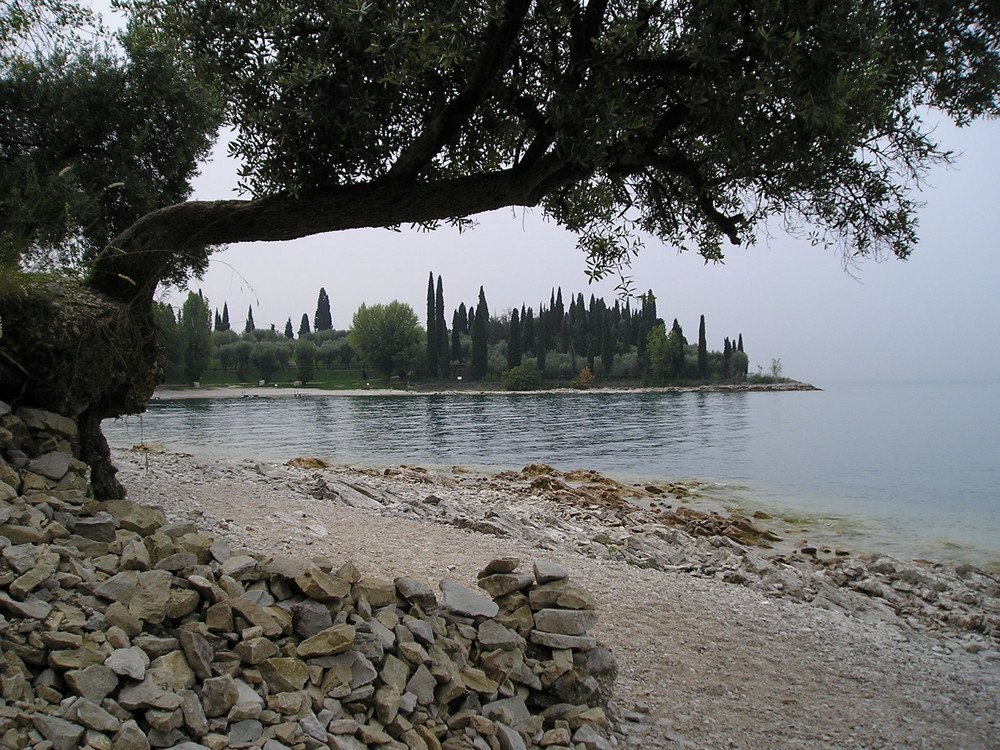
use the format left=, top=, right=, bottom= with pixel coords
left=90, top=156, right=578, bottom=303
left=0, top=276, right=161, bottom=498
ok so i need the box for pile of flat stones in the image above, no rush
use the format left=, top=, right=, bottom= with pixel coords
left=0, top=403, right=617, bottom=750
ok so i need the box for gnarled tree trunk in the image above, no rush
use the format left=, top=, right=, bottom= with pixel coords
left=0, top=275, right=162, bottom=498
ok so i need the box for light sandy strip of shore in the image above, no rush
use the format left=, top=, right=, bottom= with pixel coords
left=153, top=382, right=818, bottom=400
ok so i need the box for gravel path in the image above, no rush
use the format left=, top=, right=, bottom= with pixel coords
left=113, top=449, right=1000, bottom=749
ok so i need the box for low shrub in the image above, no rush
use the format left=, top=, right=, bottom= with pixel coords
left=501, top=361, right=543, bottom=390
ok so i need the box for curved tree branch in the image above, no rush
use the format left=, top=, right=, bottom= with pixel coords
left=89, top=153, right=580, bottom=303
left=385, top=0, right=535, bottom=181
left=608, top=153, right=745, bottom=243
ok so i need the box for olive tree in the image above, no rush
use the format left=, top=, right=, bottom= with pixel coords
left=3, top=0, right=1000, bottom=497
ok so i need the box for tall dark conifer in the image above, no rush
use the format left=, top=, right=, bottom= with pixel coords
left=451, top=307, right=464, bottom=361
left=220, top=302, right=231, bottom=332
left=601, top=308, right=614, bottom=373
left=507, top=308, right=522, bottom=368
left=454, top=302, right=468, bottom=334
left=622, top=300, right=634, bottom=346
left=636, top=291, right=656, bottom=366
left=214, top=309, right=222, bottom=331
left=284, top=318, right=294, bottom=339
left=698, top=314, right=708, bottom=378
left=299, top=313, right=311, bottom=336
left=244, top=305, right=255, bottom=333
left=536, top=308, right=548, bottom=373
left=554, top=288, right=566, bottom=350
left=314, top=288, right=333, bottom=331
left=471, top=287, right=489, bottom=379
left=436, top=276, right=449, bottom=376
left=426, top=272, right=438, bottom=377
left=522, top=306, right=535, bottom=357
left=668, top=318, right=687, bottom=377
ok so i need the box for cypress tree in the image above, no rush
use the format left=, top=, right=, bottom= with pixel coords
left=554, top=288, right=566, bottom=350
left=314, top=288, right=333, bottom=331
left=636, top=292, right=656, bottom=366
left=508, top=308, right=522, bottom=368
left=244, top=305, right=255, bottom=333
left=451, top=308, right=464, bottom=361
left=436, top=276, right=449, bottom=377
left=220, top=302, right=231, bottom=332
left=471, top=287, right=489, bottom=379
left=698, top=314, right=708, bottom=378
left=536, top=308, right=547, bottom=373
left=723, top=337, right=732, bottom=379
left=522, top=306, right=535, bottom=357
left=214, top=309, right=222, bottom=331
left=601, top=308, right=614, bottom=374
left=284, top=318, right=294, bottom=339
left=299, top=313, right=311, bottom=336
left=426, top=272, right=438, bottom=377
left=622, top=300, right=634, bottom=346
left=668, top=318, right=686, bottom=377
left=737, top=333, right=744, bottom=352
left=568, top=294, right=581, bottom=353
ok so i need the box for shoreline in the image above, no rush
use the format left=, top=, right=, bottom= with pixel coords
left=106, top=432, right=1000, bottom=572
left=112, top=447, right=1000, bottom=748
left=152, top=380, right=819, bottom=400
left=118, top=446, right=1000, bottom=640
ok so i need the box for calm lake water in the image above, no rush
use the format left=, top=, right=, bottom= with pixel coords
left=103, top=381, right=1000, bottom=566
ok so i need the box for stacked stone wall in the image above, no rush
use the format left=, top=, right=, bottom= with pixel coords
left=0, top=403, right=617, bottom=750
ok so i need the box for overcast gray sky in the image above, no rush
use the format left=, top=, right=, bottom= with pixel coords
left=88, top=1, right=1000, bottom=384
left=172, top=114, right=999, bottom=386
left=87, top=0, right=998, bottom=386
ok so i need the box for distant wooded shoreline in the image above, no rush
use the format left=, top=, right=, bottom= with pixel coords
left=152, top=381, right=820, bottom=400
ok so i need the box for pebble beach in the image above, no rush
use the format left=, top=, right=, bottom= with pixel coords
left=112, top=447, right=1000, bottom=749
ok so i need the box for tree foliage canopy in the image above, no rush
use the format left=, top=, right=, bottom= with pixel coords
left=1, top=0, right=95, bottom=69
left=110, top=0, right=1000, bottom=295
left=348, top=301, right=424, bottom=380
left=179, top=290, right=212, bottom=383
left=0, top=9, right=219, bottom=280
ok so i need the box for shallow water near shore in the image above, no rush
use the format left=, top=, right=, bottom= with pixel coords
left=103, top=380, right=1000, bottom=567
